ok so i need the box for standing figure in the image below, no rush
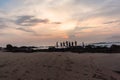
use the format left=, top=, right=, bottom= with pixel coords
left=82, top=42, right=85, bottom=48
left=71, top=41, right=74, bottom=47
left=60, top=42, right=63, bottom=48
left=63, top=42, right=65, bottom=47
left=68, top=41, right=71, bottom=47
left=66, top=41, right=69, bottom=48
left=56, top=42, right=59, bottom=48
left=75, top=41, right=77, bottom=46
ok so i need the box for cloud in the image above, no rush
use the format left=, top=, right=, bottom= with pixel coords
left=106, top=35, right=120, bottom=42
left=67, top=26, right=96, bottom=39
left=0, top=32, right=7, bottom=35
left=72, top=0, right=107, bottom=7
left=97, top=1, right=120, bottom=17
left=0, top=18, right=9, bottom=29
left=75, top=26, right=95, bottom=30
left=0, top=24, right=8, bottom=29
left=69, top=26, right=96, bottom=34
left=104, top=20, right=120, bottom=24
left=16, top=27, right=37, bottom=35
left=108, top=35, right=120, bottom=40
left=52, top=22, right=61, bottom=24
left=15, top=15, right=49, bottom=26
left=70, top=0, right=120, bottom=22
left=0, top=10, right=6, bottom=16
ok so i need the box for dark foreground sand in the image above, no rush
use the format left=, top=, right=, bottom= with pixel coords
left=0, top=52, right=120, bottom=80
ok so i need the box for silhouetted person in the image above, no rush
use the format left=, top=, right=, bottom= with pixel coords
left=68, top=41, right=71, bottom=47
left=63, top=42, right=65, bottom=47
left=71, top=41, right=74, bottom=47
left=60, top=42, right=63, bottom=48
left=75, top=41, right=77, bottom=46
left=66, top=41, right=69, bottom=47
left=56, top=42, right=59, bottom=48
left=82, top=42, right=85, bottom=48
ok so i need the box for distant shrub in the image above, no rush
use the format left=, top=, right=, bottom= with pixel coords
left=6, top=44, right=13, bottom=51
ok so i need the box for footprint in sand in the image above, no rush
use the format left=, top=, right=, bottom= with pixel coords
left=40, top=78, right=44, bottom=80
left=113, top=70, right=120, bottom=74
left=58, top=55, right=62, bottom=56
left=0, top=63, right=7, bottom=68
left=12, top=68, right=18, bottom=73
left=5, top=71, right=9, bottom=74
left=0, top=75, right=8, bottom=78
left=25, top=70, right=30, bottom=74
left=92, top=73, right=107, bottom=80
left=110, top=76, right=117, bottom=80
left=47, top=78, right=52, bottom=80
left=43, top=64, right=47, bottom=67
left=83, top=73, right=88, bottom=76
left=76, top=71, right=79, bottom=74
left=17, top=78, right=22, bottom=80
left=65, top=68, right=73, bottom=72
left=43, top=64, right=53, bottom=68
left=47, top=65, right=53, bottom=68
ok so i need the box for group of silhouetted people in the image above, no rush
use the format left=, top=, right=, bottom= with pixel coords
left=56, top=41, right=77, bottom=48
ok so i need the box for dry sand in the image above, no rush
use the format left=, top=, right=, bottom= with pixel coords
left=0, top=52, right=120, bottom=80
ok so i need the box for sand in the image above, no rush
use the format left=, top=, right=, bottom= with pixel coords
left=0, top=52, right=120, bottom=80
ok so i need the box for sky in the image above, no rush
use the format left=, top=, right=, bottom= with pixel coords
left=0, top=0, right=120, bottom=46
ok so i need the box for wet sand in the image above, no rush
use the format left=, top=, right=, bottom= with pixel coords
left=0, top=52, right=120, bottom=80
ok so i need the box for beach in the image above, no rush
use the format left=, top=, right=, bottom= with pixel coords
left=0, top=52, right=120, bottom=80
